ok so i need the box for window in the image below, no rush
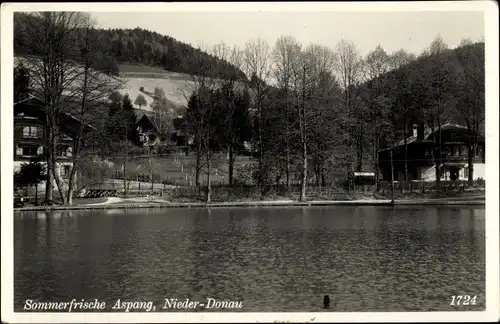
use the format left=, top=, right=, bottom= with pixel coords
left=22, top=147, right=38, bottom=156
left=22, top=126, right=41, bottom=139
left=464, top=167, right=469, bottom=178
left=62, top=165, right=71, bottom=177
left=57, top=146, right=70, bottom=157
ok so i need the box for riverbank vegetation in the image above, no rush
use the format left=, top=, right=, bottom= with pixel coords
left=13, top=12, right=485, bottom=205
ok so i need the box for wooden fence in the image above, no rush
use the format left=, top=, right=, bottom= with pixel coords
left=378, top=179, right=485, bottom=194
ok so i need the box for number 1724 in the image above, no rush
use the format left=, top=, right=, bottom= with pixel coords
left=450, top=295, right=478, bottom=305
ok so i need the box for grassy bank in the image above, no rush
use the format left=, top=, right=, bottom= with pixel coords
left=14, top=189, right=485, bottom=212
left=13, top=199, right=486, bottom=212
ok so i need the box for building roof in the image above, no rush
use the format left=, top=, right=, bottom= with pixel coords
left=14, top=94, right=97, bottom=131
left=381, top=123, right=473, bottom=152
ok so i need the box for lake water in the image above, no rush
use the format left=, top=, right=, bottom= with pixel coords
left=14, top=206, right=485, bottom=312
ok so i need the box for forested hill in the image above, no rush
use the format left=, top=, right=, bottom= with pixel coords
left=363, top=42, right=485, bottom=132
left=13, top=13, right=247, bottom=80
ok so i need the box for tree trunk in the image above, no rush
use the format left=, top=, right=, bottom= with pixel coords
left=321, top=164, right=326, bottom=187
left=285, top=92, right=291, bottom=191
left=228, top=144, right=234, bottom=186
left=467, top=145, right=474, bottom=185
left=258, top=101, right=263, bottom=193
left=315, top=161, right=321, bottom=187
left=404, top=118, right=408, bottom=185
left=315, top=140, right=321, bottom=187
left=373, top=128, right=380, bottom=190
left=52, top=161, right=67, bottom=205
left=48, top=122, right=67, bottom=205
left=206, top=150, right=211, bottom=203
left=149, top=154, right=154, bottom=191
left=66, top=165, right=78, bottom=205
left=300, top=139, right=307, bottom=202
left=434, top=126, right=441, bottom=189
left=356, top=134, right=362, bottom=172
left=358, top=125, right=364, bottom=172
left=435, top=159, right=441, bottom=189
left=195, top=139, right=201, bottom=187
left=299, top=68, right=307, bottom=202
left=45, top=126, right=54, bottom=202
left=286, top=150, right=290, bottom=190
left=45, top=158, right=54, bottom=202
left=300, top=151, right=307, bottom=201
left=466, top=126, right=478, bottom=186
left=123, top=157, right=127, bottom=194
left=390, top=150, right=395, bottom=204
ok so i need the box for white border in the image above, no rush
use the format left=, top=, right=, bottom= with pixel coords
left=1, top=2, right=499, bottom=323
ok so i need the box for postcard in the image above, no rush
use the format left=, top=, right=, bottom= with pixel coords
left=1, top=1, right=498, bottom=323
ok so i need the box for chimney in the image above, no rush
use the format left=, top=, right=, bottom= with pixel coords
left=413, top=124, right=418, bottom=138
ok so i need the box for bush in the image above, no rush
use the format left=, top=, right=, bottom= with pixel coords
left=14, top=160, right=46, bottom=201
left=76, top=155, right=114, bottom=192
left=234, top=164, right=258, bottom=185
left=153, top=143, right=176, bottom=155
left=474, top=178, right=485, bottom=187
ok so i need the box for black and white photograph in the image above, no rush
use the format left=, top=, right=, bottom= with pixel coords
left=1, top=2, right=499, bottom=323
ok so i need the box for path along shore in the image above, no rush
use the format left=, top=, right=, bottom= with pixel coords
left=14, top=195, right=485, bottom=212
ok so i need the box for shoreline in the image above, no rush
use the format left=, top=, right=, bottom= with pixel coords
left=13, top=197, right=485, bottom=212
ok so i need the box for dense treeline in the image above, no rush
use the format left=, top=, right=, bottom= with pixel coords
left=14, top=12, right=247, bottom=80
left=181, top=36, right=484, bottom=201
left=13, top=11, right=485, bottom=204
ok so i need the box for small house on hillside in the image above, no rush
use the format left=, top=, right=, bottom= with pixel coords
left=378, top=123, right=485, bottom=182
left=135, top=111, right=191, bottom=147
left=136, top=112, right=159, bottom=146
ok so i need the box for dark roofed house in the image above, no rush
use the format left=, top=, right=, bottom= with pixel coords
left=14, top=94, right=95, bottom=194
left=135, top=109, right=192, bottom=147
left=378, top=123, right=485, bottom=182
left=135, top=111, right=159, bottom=146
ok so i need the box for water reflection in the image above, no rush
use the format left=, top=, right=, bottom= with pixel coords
left=14, top=206, right=485, bottom=312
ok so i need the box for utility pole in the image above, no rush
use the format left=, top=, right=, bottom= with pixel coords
left=390, top=149, right=395, bottom=204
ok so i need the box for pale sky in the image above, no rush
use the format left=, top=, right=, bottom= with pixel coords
left=91, top=10, right=484, bottom=57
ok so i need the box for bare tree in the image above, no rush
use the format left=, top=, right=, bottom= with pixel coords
left=302, top=44, right=340, bottom=194
left=334, top=39, right=364, bottom=182
left=458, top=38, right=473, bottom=48
left=66, top=15, right=124, bottom=205
left=211, top=42, right=247, bottom=186
left=151, top=87, right=175, bottom=142
left=181, top=44, right=221, bottom=202
left=428, top=34, right=449, bottom=55
left=243, top=38, right=272, bottom=191
left=134, top=94, right=147, bottom=109
left=453, top=42, right=485, bottom=185
left=272, top=36, right=302, bottom=189
left=417, top=39, right=455, bottom=188
left=145, top=88, right=173, bottom=193
left=388, top=48, right=416, bottom=70
left=386, top=48, right=418, bottom=185
left=15, top=12, right=90, bottom=204
left=363, top=45, right=392, bottom=185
